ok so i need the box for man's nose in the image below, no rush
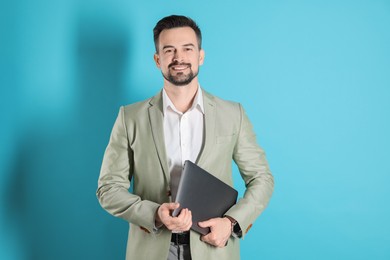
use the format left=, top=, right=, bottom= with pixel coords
left=173, top=50, right=184, bottom=62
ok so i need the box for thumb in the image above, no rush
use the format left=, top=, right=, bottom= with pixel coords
left=160, top=203, right=180, bottom=213
left=165, top=202, right=180, bottom=210
left=198, top=219, right=214, bottom=228
left=169, top=202, right=180, bottom=209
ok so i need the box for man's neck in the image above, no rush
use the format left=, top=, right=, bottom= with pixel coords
left=163, top=80, right=199, bottom=113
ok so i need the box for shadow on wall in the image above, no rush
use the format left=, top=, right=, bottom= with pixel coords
left=5, top=14, right=132, bottom=260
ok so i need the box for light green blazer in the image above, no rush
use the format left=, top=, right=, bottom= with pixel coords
left=97, top=90, right=274, bottom=260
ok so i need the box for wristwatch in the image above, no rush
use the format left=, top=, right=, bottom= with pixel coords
left=225, top=215, right=242, bottom=238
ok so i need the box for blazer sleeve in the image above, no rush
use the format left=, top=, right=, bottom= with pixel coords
left=224, top=104, right=274, bottom=238
left=96, top=106, right=160, bottom=233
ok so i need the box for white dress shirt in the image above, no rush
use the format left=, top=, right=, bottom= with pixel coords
left=162, top=87, right=205, bottom=202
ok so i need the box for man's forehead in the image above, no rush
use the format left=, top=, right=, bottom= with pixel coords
left=159, top=27, right=198, bottom=45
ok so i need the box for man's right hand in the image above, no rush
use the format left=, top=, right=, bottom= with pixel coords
left=155, top=203, right=192, bottom=232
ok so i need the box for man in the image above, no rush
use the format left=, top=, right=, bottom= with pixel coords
left=97, top=15, right=274, bottom=260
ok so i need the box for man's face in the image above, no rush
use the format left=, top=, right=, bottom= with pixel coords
left=154, top=27, right=205, bottom=86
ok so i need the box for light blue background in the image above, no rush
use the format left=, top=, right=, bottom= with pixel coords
left=1, top=1, right=389, bottom=259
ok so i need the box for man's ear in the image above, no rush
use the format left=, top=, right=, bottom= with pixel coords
left=199, top=49, right=205, bottom=66
left=154, top=53, right=161, bottom=68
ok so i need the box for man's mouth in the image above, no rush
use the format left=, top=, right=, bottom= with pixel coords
left=169, top=63, right=191, bottom=71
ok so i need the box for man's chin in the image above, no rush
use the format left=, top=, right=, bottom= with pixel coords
left=171, top=80, right=193, bottom=87
left=162, top=68, right=199, bottom=86
left=164, top=74, right=195, bottom=87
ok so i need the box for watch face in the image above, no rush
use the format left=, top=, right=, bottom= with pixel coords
left=233, top=223, right=242, bottom=237
left=233, top=223, right=239, bottom=232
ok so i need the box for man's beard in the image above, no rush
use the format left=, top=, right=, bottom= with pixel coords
left=162, top=62, right=199, bottom=86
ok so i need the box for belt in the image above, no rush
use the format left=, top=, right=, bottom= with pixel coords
left=171, top=232, right=190, bottom=245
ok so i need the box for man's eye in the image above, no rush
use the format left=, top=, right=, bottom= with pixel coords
left=165, top=49, right=173, bottom=53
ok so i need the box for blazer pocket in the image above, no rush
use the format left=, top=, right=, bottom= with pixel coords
left=216, top=134, right=236, bottom=144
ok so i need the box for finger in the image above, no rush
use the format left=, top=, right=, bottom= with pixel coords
left=200, top=234, right=214, bottom=246
left=178, top=208, right=188, bottom=220
left=184, top=210, right=192, bottom=228
left=186, top=210, right=192, bottom=223
left=178, top=208, right=192, bottom=223
left=183, top=219, right=192, bottom=231
left=178, top=208, right=188, bottom=217
left=175, top=208, right=187, bottom=222
left=178, top=209, right=192, bottom=228
left=175, top=210, right=192, bottom=231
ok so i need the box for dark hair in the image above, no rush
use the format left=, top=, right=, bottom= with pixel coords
left=153, top=15, right=202, bottom=52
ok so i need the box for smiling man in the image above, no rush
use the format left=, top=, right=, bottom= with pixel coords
left=156, top=26, right=203, bottom=87
left=97, top=15, right=274, bottom=260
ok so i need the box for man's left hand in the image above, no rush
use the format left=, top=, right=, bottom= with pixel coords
left=198, top=217, right=231, bottom=248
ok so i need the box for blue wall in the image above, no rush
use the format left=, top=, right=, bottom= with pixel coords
left=1, top=1, right=389, bottom=259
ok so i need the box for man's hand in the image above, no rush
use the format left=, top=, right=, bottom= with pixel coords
left=198, top=217, right=232, bottom=248
left=155, top=203, right=192, bottom=232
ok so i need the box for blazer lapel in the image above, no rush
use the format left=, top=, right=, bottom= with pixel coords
left=148, top=92, right=170, bottom=184
left=196, top=90, right=216, bottom=166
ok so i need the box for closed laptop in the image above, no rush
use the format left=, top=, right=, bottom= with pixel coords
left=172, top=160, right=238, bottom=235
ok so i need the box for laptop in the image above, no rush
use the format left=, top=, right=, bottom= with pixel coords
left=172, top=160, right=238, bottom=235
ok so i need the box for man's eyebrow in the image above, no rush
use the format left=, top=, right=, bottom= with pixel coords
left=162, top=45, right=175, bottom=50
left=162, top=43, right=196, bottom=50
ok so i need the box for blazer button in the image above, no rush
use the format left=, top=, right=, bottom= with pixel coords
left=245, top=224, right=253, bottom=234
left=140, top=226, right=150, bottom=233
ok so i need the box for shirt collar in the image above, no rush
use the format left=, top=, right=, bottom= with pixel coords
left=162, top=85, right=204, bottom=115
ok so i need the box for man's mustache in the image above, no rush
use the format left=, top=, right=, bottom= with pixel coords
left=168, top=62, right=192, bottom=69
